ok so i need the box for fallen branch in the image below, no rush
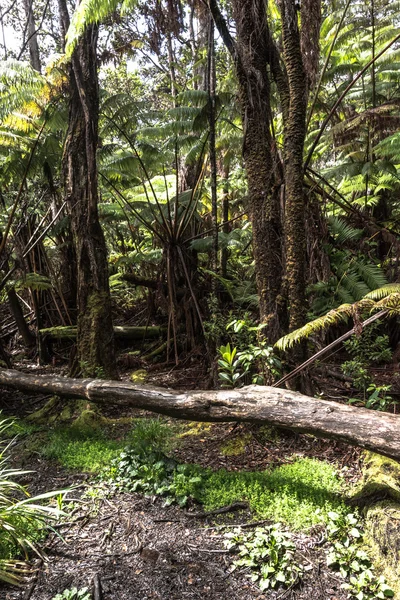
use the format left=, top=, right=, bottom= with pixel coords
left=40, top=325, right=165, bottom=341
left=1, top=368, right=400, bottom=460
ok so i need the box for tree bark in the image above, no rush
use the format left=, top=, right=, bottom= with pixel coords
left=22, top=0, right=42, bottom=72
left=280, top=0, right=308, bottom=332
left=2, top=367, right=400, bottom=461
left=62, top=21, right=116, bottom=378
left=7, top=288, right=36, bottom=348
left=209, top=0, right=284, bottom=342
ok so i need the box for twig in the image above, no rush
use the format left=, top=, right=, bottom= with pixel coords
left=93, top=573, right=103, bottom=600
left=184, top=501, right=248, bottom=519
left=187, top=544, right=231, bottom=554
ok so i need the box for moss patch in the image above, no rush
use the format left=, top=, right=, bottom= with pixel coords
left=42, top=426, right=125, bottom=472
left=26, top=396, right=62, bottom=424
left=198, top=457, right=346, bottom=530
left=352, top=452, right=400, bottom=507
left=220, top=433, right=252, bottom=456
left=130, top=369, right=148, bottom=384
left=352, top=452, right=400, bottom=593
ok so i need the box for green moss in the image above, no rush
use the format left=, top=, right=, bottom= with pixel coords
left=130, top=369, right=148, bottom=384
left=197, top=457, right=346, bottom=530
left=352, top=452, right=400, bottom=506
left=220, top=434, right=252, bottom=456
left=363, top=502, right=400, bottom=595
left=26, top=396, right=61, bottom=424
left=351, top=452, right=400, bottom=593
left=41, top=426, right=125, bottom=472
left=78, top=291, right=115, bottom=379
left=72, top=409, right=107, bottom=430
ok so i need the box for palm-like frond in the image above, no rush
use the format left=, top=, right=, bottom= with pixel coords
left=365, top=284, right=400, bottom=299
left=275, top=303, right=354, bottom=351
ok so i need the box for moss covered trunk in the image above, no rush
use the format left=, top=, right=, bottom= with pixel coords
left=280, top=0, right=308, bottom=332
left=352, top=453, right=400, bottom=594
left=234, top=0, right=284, bottom=341
left=62, top=23, right=116, bottom=378
left=210, top=0, right=284, bottom=342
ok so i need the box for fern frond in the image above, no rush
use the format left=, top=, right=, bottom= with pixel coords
left=14, top=273, right=52, bottom=292
left=375, top=293, right=400, bottom=317
left=365, top=284, right=400, bottom=300
left=327, top=216, right=363, bottom=243
left=275, top=303, right=354, bottom=351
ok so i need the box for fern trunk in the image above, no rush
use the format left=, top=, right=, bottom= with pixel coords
left=62, top=21, right=116, bottom=378
left=280, top=0, right=308, bottom=333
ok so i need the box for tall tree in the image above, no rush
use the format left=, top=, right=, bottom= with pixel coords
left=21, top=0, right=42, bottom=72
left=209, top=0, right=285, bottom=342
left=59, top=0, right=116, bottom=377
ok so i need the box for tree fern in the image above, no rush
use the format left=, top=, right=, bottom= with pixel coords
left=276, top=288, right=400, bottom=352
left=365, top=284, right=400, bottom=299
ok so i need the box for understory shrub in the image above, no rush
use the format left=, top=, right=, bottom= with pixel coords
left=0, top=417, right=65, bottom=585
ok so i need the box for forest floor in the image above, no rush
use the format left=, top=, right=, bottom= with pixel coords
left=0, top=359, right=365, bottom=600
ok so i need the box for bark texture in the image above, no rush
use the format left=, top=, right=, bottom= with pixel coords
left=280, top=0, right=308, bottom=332
left=209, top=0, right=283, bottom=341
left=62, top=23, right=116, bottom=378
left=2, top=367, right=400, bottom=461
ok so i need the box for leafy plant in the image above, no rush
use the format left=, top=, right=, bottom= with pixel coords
left=342, top=571, right=394, bottom=600
left=51, top=587, right=92, bottom=600
left=105, top=419, right=201, bottom=506
left=342, top=321, right=393, bottom=408
left=217, top=343, right=245, bottom=388
left=217, top=318, right=282, bottom=387
left=326, top=511, right=394, bottom=599
left=106, top=449, right=202, bottom=507
left=364, top=384, right=393, bottom=412
left=343, top=323, right=392, bottom=365
left=224, top=525, right=304, bottom=591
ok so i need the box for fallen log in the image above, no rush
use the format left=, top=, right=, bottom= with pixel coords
left=40, top=326, right=165, bottom=341
left=1, top=368, right=400, bottom=461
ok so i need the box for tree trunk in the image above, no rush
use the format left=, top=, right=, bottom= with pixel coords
left=2, top=367, right=400, bottom=461
left=22, top=0, right=42, bottom=72
left=62, top=22, right=116, bottom=378
left=209, top=0, right=284, bottom=342
left=280, top=0, right=308, bottom=332
left=7, top=288, right=36, bottom=348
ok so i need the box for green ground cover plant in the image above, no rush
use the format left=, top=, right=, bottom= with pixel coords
left=326, top=511, right=394, bottom=599
left=42, top=427, right=128, bottom=472
left=224, top=524, right=304, bottom=591
left=197, top=458, right=345, bottom=530
left=34, top=419, right=347, bottom=531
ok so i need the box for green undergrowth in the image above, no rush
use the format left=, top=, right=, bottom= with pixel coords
left=16, top=417, right=347, bottom=530
left=41, top=427, right=128, bottom=472
left=39, top=417, right=176, bottom=473
left=198, top=458, right=346, bottom=530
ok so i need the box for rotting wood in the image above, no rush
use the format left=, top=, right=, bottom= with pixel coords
left=40, top=325, right=166, bottom=341
left=1, top=368, right=400, bottom=461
